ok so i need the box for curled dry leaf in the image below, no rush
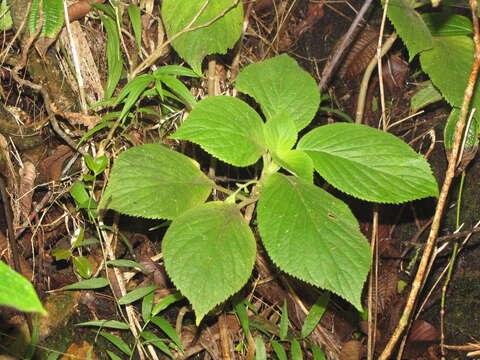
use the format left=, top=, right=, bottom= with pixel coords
left=37, top=145, right=74, bottom=183
left=67, top=0, right=106, bottom=22
left=293, top=1, right=325, bottom=38
left=19, top=161, right=36, bottom=221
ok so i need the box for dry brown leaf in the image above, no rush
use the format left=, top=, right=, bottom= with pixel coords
left=18, top=161, right=36, bottom=221
left=339, top=340, right=363, bottom=360
left=60, top=341, right=98, bottom=360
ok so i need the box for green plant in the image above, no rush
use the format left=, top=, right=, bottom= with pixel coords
left=99, top=53, right=438, bottom=324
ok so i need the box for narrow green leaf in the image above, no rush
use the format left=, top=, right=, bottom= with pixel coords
left=91, top=3, right=116, bottom=19
left=117, top=75, right=154, bottom=121
left=291, top=339, right=303, bottom=360
left=384, top=0, right=432, bottom=60
left=0, top=0, right=13, bottom=31
left=64, top=277, right=109, bottom=290
left=297, top=123, right=439, bottom=203
left=118, top=285, right=157, bottom=305
left=100, top=144, right=213, bottom=220
left=101, top=16, right=123, bottom=99
left=162, top=0, right=243, bottom=74
left=257, top=174, right=370, bottom=310
left=142, top=291, right=154, bottom=322
left=236, top=54, right=320, bottom=131
left=76, top=320, right=130, bottom=329
left=27, top=0, right=41, bottom=34
left=172, top=96, right=266, bottom=167
left=141, top=331, right=173, bottom=358
left=107, top=259, right=147, bottom=272
left=0, top=260, right=46, bottom=314
left=106, top=351, right=122, bottom=360
left=99, top=331, right=132, bottom=356
left=311, top=344, right=326, bottom=360
left=127, top=4, right=142, bottom=48
left=301, top=292, right=330, bottom=338
left=154, top=65, right=200, bottom=78
left=163, top=202, right=257, bottom=324
left=271, top=340, right=288, bottom=360
left=41, top=0, right=64, bottom=37
left=150, top=316, right=183, bottom=351
left=157, top=74, right=197, bottom=109
left=233, top=295, right=250, bottom=336
left=279, top=300, right=289, bottom=341
left=73, top=256, right=93, bottom=279
left=255, top=336, right=267, bottom=360
left=151, top=292, right=185, bottom=316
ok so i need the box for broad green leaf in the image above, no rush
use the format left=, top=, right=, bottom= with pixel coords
left=271, top=340, right=288, bottom=360
left=163, top=202, right=256, bottom=324
left=150, top=316, right=183, bottom=350
left=444, top=108, right=479, bottom=150
left=297, top=123, right=438, bottom=203
left=263, top=113, right=297, bottom=154
left=84, top=155, right=109, bottom=175
left=301, top=292, right=330, bottom=338
left=410, top=81, right=443, bottom=112
left=422, top=13, right=472, bottom=36
left=172, top=96, right=266, bottom=167
left=70, top=180, right=96, bottom=210
left=64, top=277, right=109, bottom=290
left=0, top=260, right=46, bottom=314
left=127, top=5, right=142, bottom=48
left=384, top=0, right=432, bottom=60
left=76, top=320, right=130, bottom=329
left=99, top=331, right=132, bottom=356
left=420, top=36, right=472, bottom=107
left=101, top=16, right=123, bottom=99
left=73, top=256, right=93, bottom=279
left=140, top=331, right=173, bottom=357
left=257, top=174, right=370, bottom=309
left=236, top=54, right=320, bottom=131
left=107, top=259, right=147, bottom=272
left=118, top=285, right=157, bottom=305
left=100, top=144, right=213, bottom=220
left=279, top=300, right=289, bottom=341
left=151, top=292, right=184, bottom=316
left=255, top=336, right=267, bottom=360
left=291, top=339, right=303, bottom=360
left=162, top=0, right=243, bottom=74
left=272, top=150, right=314, bottom=182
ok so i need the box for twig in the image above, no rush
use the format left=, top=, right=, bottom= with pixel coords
left=355, top=33, right=397, bottom=124
left=378, top=0, right=480, bottom=357
left=318, top=0, right=374, bottom=91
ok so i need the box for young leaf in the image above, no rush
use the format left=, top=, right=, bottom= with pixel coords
left=117, top=285, right=157, bottom=305
left=162, top=0, right=243, bottom=74
left=99, top=331, right=133, bottom=356
left=76, top=320, right=130, bottom=329
left=64, top=277, right=109, bottom=290
left=257, top=174, right=370, bottom=310
left=291, top=339, right=303, bottom=360
left=272, top=150, right=314, bottom=182
left=297, top=123, right=438, bottom=203
left=271, top=340, right=288, bottom=360
left=384, top=0, right=432, bottom=61
left=0, top=260, right=46, bottom=314
left=301, top=292, right=330, bottom=338
left=163, top=202, right=257, bottom=324
left=263, top=113, right=297, bottom=155
left=172, top=96, right=266, bottom=167
left=100, top=144, right=213, bottom=220
left=236, top=54, right=320, bottom=131
left=150, top=316, right=183, bottom=350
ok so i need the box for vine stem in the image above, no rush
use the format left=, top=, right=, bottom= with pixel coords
left=378, top=0, right=480, bottom=358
